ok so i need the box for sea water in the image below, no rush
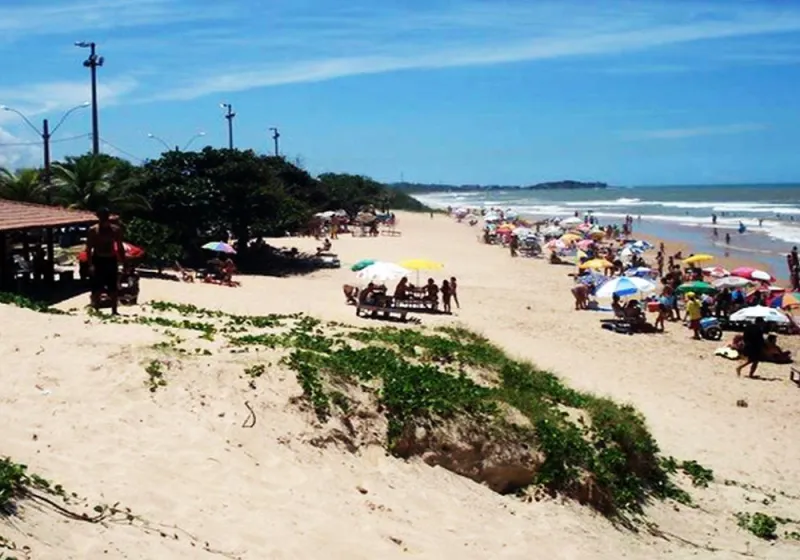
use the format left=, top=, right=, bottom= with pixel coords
left=413, top=184, right=800, bottom=276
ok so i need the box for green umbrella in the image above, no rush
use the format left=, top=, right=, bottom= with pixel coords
left=351, top=259, right=377, bottom=272
left=676, top=281, right=717, bottom=295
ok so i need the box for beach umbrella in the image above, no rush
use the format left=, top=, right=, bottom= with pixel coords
left=399, top=259, right=444, bottom=271
left=683, top=254, right=714, bottom=265
left=712, top=276, right=751, bottom=289
left=588, top=230, right=606, bottom=241
left=703, top=266, right=730, bottom=278
left=729, top=305, right=790, bottom=324
left=676, top=281, right=717, bottom=295
left=541, top=226, right=563, bottom=236
left=579, top=258, right=612, bottom=270
left=619, top=246, right=641, bottom=260
left=769, top=292, right=800, bottom=310
left=560, top=233, right=582, bottom=243
left=731, top=266, right=774, bottom=282
left=513, top=227, right=536, bottom=239
left=351, top=258, right=377, bottom=272
left=357, top=262, right=409, bottom=283
left=560, top=217, right=582, bottom=227
left=624, top=266, right=655, bottom=278
left=202, top=241, right=237, bottom=254
left=630, top=240, right=654, bottom=251
left=399, top=258, right=444, bottom=284
left=595, top=276, right=656, bottom=298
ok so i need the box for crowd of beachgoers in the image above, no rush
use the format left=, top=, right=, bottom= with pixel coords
left=449, top=206, right=799, bottom=379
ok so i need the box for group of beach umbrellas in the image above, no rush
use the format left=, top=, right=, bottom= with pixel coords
left=351, top=258, right=444, bottom=283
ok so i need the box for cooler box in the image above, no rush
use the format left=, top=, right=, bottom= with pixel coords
left=647, top=301, right=660, bottom=313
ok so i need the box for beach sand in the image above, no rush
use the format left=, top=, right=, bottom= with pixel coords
left=2, top=211, right=799, bottom=559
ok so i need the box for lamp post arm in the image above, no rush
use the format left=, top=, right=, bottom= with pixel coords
left=2, top=107, right=42, bottom=138
left=50, top=103, right=89, bottom=136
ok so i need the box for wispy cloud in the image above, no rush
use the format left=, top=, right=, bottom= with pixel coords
left=0, top=77, right=138, bottom=121
left=144, top=1, right=800, bottom=101
left=627, top=123, right=767, bottom=140
left=5, top=0, right=800, bottom=107
left=0, top=127, right=40, bottom=169
left=0, top=0, right=230, bottom=38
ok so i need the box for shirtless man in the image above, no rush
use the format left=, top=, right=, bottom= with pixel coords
left=85, top=208, right=125, bottom=314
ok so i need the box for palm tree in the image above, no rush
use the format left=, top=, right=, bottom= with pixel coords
left=51, top=155, right=149, bottom=213
left=0, top=167, right=45, bottom=203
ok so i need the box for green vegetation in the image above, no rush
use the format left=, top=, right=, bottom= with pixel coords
left=0, top=292, right=67, bottom=314
left=145, top=359, right=168, bottom=392
left=83, top=301, right=708, bottom=516
left=735, top=512, right=778, bottom=540
left=2, top=298, right=721, bottom=521
left=0, top=151, right=429, bottom=268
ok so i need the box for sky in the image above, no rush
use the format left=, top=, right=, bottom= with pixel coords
left=1, top=0, right=799, bottom=186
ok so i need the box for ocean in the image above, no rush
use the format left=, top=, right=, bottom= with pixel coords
left=413, top=184, right=800, bottom=276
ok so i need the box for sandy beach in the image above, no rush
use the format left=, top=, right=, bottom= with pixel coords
left=2, top=211, right=799, bottom=559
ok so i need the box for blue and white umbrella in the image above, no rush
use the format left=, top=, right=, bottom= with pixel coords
left=594, top=276, right=656, bottom=298
left=624, top=266, right=656, bottom=278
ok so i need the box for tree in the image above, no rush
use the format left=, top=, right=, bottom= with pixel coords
left=125, top=217, right=182, bottom=272
left=52, top=154, right=149, bottom=214
left=0, top=167, right=45, bottom=203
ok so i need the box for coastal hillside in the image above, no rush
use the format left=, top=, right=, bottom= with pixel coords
left=390, top=180, right=608, bottom=193
left=3, top=212, right=799, bottom=559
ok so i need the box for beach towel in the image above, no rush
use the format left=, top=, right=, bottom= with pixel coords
left=715, top=347, right=739, bottom=360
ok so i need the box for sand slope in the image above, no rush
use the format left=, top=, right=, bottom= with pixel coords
left=2, top=212, right=799, bottom=559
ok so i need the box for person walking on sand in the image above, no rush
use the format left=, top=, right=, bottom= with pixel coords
left=685, top=292, right=702, bottom=340
left=450, top=276, right=460, bottom=309
left=441, top=279, right=452, bottom=314
left=737, top=317, right=766, bottom=378
left=86, top=208, right=125, bottom=315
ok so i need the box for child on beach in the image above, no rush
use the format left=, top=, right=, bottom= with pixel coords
left=450, top=276, right=460, bottom=308
left=441, top=280, right=452, bottom=314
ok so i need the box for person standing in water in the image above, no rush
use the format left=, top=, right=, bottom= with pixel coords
left=85, top=208, right=125, bottom=315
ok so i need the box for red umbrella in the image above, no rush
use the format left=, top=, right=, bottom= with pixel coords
left=79, top=242, right=145, bottom=262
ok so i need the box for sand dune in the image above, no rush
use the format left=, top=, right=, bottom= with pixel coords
left=2, top=212, right=799, bottom=559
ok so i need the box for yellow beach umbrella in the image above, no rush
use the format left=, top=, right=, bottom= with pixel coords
left=560, top=233, right=582, bottom=243
left=399, top=258, right=444, bottom=271
left=399, top=258, right=445, bottom=284
left=579, top=258, right=612, bottom=270
left=684, top=254, right=714, bottom=265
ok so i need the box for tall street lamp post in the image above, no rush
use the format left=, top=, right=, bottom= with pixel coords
left=220, top=103, right=235, bottom=149
left=147, top=131, right=206, bottom=152
left=0, top=102, right=89, bottom=285
left=269, top=127, right=280, bottom=156
left=0, top=102, right=90, bottom=202
left=75, top=41, right=104, bottom=155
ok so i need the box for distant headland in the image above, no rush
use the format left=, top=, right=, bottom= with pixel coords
left=390, top=180, right=608, bottom=193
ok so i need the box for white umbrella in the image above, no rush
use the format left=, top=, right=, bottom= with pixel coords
left=595, top=276, right=656, bottom=298
left=513, top=227, right=536, bottom=238
left=560, top=217, right=582, bottom=227
left=356, top=262, right=410, bottom=283
left=729, top=306, right=790, bottom=324
left=703, top=266, right=730, bottom=278
left=542, top=226, right=563, bottom=236
left=712, top=276, right=750, bottom=289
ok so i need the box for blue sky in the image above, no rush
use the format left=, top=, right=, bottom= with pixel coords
left=1, top=0, right=799, bottom=186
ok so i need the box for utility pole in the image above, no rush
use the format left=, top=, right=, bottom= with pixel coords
left=0, top=102, right=88, bottom=201
left=221, top=103, right=235, bottom=149
left=269, top=127, right=280, bottom=156
left=75, top=41, right=104, bottom=155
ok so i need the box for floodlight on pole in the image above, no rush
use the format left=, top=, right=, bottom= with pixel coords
left=220, top=103, right=235, bottom=149
left=75, top=40, right=104, bottom=155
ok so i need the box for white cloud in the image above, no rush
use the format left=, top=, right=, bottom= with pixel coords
left=0, top=0, right=229, bottom=38
left=0, top=127, right=41, bottom=169
left=146, top=2, right=800, bottom=101
left=0, top=76, right=138, bottom=121
left=627, top=123, right=767, bottom=140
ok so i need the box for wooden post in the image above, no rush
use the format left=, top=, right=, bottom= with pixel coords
left=0, top=232, right=8, bottom=292
left=46, top=228, right=55, bottom=286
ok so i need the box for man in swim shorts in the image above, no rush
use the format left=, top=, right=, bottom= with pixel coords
left=85, top=208, right=125, bottom=315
